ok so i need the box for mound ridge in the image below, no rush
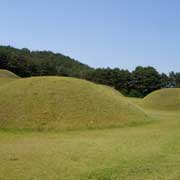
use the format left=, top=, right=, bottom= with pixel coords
left=0, top=69, right=19, bottom=78
left=0, top=69, right=19, bottom=86
left=142, top=88, right=180, bottom=110
left=0, top=76, right=147, bottom=130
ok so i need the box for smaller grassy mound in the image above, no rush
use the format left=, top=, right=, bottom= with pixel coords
left=0, top=76, right=148, bottom=131
left=142, top=88, right=180, bottom=111
left=0, top=69, right=19, bottom=78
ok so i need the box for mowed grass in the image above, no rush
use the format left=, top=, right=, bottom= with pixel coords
left=1, top=110, right=180, bottom=180
left=0, top=76, right=147, bottom=130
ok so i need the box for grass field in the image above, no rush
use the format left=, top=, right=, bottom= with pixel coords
left=0, top=110, right=180, bottom=180
left=0, top=73, right=180, bottom=179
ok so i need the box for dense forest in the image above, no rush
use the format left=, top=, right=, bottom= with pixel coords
left=0, top=45, right=180, bottom=97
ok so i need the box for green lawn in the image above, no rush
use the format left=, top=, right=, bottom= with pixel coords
left=0, top=110, right=180, bottom=180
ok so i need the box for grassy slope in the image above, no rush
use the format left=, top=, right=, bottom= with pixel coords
left=0, top=69, right=19, bottom=78
left=0, top=111, right=180, bottom=180
left=0, top=69, right=19, bottom=86
left=0, top=76, right=147, bottom=130
left=142, top=88, right=180, bottom=111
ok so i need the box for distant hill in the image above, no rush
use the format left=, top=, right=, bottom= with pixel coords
left=0, top=45, right=93, bottom=78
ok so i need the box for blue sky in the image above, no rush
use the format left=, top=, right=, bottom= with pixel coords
left=1, top=0, right=180, bottom=73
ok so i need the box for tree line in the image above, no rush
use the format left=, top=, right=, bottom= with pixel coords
left=0, top=45, right=180, bottom=97
left=86, top=67, right=180, bottom=97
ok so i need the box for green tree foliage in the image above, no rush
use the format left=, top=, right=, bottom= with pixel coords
left=160, top=73, right=170, bottom=88
left=0, top=45, right=179, bottom=97
left=113, top=69, right=132, bottom=95
left=131, top=66, right=161, bottom=97
left=175, top=73, right=180, bottom=87
left=169, top=72, right=180, bottom=88
left=0, top=46, right=92, bottom=78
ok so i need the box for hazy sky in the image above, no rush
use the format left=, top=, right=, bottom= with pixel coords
left=1, top=0, right=180, bottom=73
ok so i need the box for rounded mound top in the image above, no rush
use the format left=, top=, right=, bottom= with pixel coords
left=0, top=69, right=19, bottom=86
left=0, top=76, right=147, bottom=130
left=142, top=88, right=180, bottom=111
left=0, top=69, right=19, bottom=78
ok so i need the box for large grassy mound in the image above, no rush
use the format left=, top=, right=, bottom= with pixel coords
left=0, top=76, right=147, bottom=130
left=142, top=88, right=180, bottom=111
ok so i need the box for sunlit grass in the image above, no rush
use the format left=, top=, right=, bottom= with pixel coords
left=0, top=76, right=147, bottom=130
left=0, top=74, right=180, bottom=179
left=141, top=88, right=180, bottom=111
left=0, top=110, right=180, bottom=180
